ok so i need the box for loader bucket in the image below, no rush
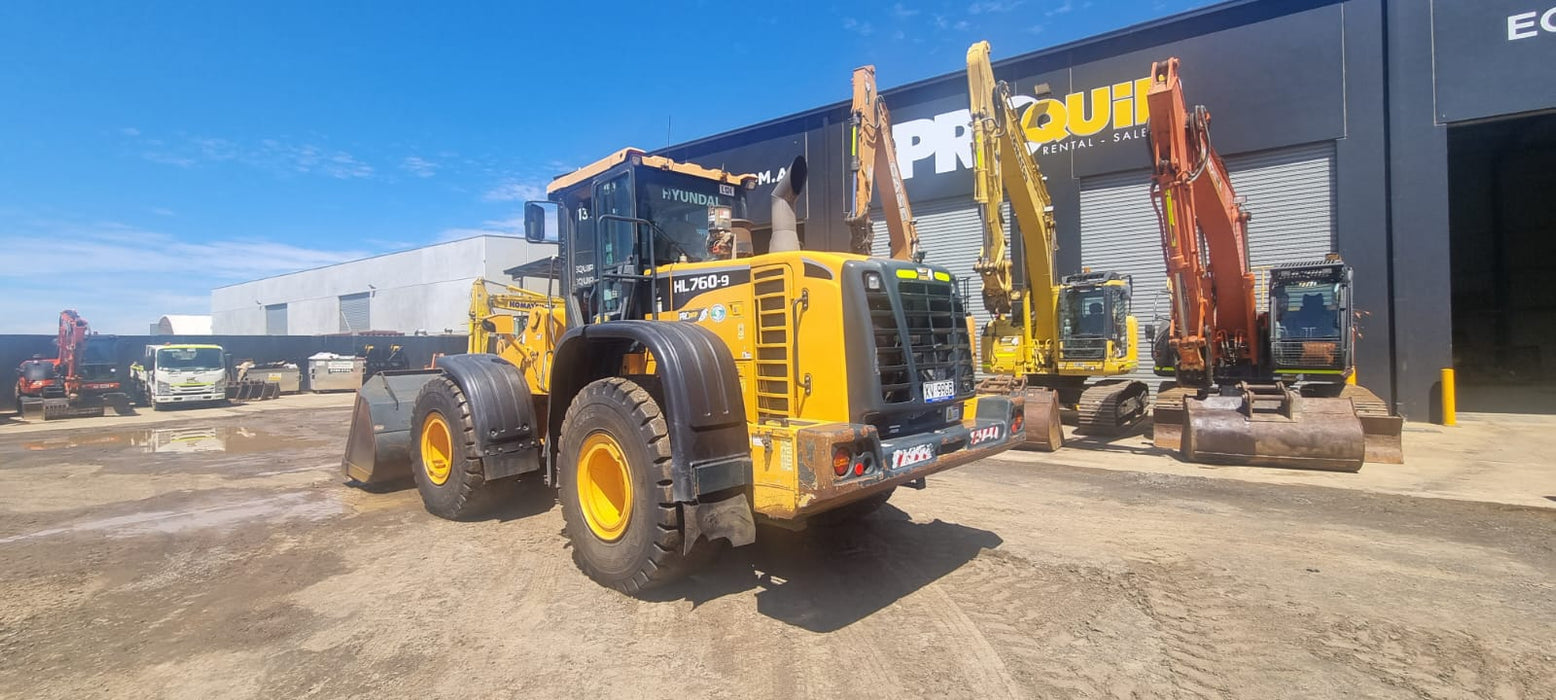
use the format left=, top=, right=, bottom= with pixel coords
left=1182, top=394, right=1365, bottom=472
left=341, top=370, right=439, bottom=485
left=1020, top=387, right=1064, bottom=452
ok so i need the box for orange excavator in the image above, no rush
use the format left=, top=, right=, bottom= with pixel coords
left=14, top=310, right=131, bottom=420
left=846, top=64, right=921, bottom=261
left=1145, top=58, right=1402, bottom=471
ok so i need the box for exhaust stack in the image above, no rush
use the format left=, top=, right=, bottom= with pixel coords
left=770, top=155, right=808, bottom=253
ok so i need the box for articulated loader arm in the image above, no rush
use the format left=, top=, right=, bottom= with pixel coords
left=1145, top=57, right=1256, bottom=377
left=847, top=65, right=921, bottom=261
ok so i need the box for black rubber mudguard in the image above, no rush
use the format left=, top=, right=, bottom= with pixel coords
left=549, top=320, right=751, bottom=502
left=435, top=354, right=542, bottom=480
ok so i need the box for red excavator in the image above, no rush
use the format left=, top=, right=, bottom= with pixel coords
left=1145, top=58, right=1402, bottom=471
left=14, top=310, right=131, bottom=420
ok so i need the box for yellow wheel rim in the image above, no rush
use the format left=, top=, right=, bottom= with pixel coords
left=578, top=431, right=633, bottom=542
left=420, top=412, right=454, bottom=486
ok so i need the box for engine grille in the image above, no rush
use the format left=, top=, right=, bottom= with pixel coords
left=869, top=278, right=976, bottom=404
left=1060, top=337, right=1108, bottom=361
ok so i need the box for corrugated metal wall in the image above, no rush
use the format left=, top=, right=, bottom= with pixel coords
left=1078, top=141, right=1337, bottom=387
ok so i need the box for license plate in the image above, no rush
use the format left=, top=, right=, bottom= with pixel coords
left=923, top=379, right=956, bottom=403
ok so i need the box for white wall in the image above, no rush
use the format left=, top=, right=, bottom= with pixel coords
left=212, top=236, right=547, bottom=335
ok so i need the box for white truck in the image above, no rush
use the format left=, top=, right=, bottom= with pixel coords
left=131, top=344, right=228, bottom=409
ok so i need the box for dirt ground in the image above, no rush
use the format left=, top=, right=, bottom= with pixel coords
left=1, top=405, right=1552, bottom=699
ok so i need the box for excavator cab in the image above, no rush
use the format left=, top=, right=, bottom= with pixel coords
left=1057, top=271, right=1134, bottom=363
left=1267, top=261, right=1353, bottom=380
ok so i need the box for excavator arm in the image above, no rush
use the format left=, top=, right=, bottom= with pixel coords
left=1145, top=57, right=1256, bottom=380
left=56, top=310, right=89, bottom=383
left=966, top=41, right=1059, bottom=359
left=846, top=65, right=921, bottom=261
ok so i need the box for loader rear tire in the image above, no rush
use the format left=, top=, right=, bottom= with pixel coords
left=411, top=376, right=501, bottom=520
left=558, top=377, right=700, bottom=595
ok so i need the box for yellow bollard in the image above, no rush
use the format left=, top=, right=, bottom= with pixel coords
left=1440, top=367, right=1456, bottom=426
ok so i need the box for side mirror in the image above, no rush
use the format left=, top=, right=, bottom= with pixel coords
left=524, top=201, right=560, bottom=244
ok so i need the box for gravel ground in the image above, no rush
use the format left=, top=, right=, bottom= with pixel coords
left=1, top=406, right=1552, bottom=699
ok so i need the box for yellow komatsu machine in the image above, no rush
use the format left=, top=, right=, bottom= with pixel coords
left=966, top=41, right=1150, bottom=451
left=343, top=148, right=1025, bottom=594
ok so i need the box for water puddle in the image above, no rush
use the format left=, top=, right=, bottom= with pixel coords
left=20, top=426, right=306, bottom=454
left=0, top=492, right=343, bottom=544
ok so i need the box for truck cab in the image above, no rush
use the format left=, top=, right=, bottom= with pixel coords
left=132, top=344, right=228, bottom=408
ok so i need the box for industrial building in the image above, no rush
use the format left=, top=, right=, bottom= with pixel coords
left=653, top=0, right=1556, bottom=420
left=212, top=235, right=547, bottom=336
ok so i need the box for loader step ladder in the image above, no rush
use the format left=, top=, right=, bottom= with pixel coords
left=753, top=265, right=794, bottom=422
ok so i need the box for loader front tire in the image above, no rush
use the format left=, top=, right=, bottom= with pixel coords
left=559, top=377, right=698, bottom=594
left=411, top=376, right=500, bottom=520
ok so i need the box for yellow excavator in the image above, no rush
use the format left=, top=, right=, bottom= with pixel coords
left=966, top=41, right=1151, bottom=451
left=846, top=64, right=922, bottom=261
left=343, top=148, right=1025, bottom=594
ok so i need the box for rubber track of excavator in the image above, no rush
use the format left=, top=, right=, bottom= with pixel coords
left=1075, top=380, right=1150, bottom=435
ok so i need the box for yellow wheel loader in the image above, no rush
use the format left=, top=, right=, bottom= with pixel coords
left=343, top=149, right=1026, bottom=594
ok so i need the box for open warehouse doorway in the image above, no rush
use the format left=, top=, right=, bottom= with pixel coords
left=1448, top=111, right=1556, bottom=413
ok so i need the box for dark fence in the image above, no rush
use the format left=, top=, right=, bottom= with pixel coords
left=2, top=333, right=468, bottom=409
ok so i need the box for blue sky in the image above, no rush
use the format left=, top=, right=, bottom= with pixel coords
left=0, top=0, right=1215, bottom=333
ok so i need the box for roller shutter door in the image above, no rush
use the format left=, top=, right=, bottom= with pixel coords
left=1079, top=141, right=1336, bottom=387
left=339, top=293, right=371, bottom=333
left=872, top=199, right=1003, bottom=335
left=265, top=303, right=288, bottom=336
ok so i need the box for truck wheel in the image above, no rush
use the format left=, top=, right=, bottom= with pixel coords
left=558, top=377, right=698, bottom=594
left=811, top=488, right=895, bottom=525
left=411, top=376, right=500, bottom=520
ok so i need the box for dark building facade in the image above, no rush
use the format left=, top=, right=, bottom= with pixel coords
left=659, top=0, right=1556, bottom=420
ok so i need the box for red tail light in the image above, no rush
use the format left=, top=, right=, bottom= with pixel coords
left=1012, top=411, right=1025, bottom=433
left=833, top=447, right=851, bottom=476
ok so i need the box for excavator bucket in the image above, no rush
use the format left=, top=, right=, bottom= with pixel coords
left=1020, top=387, right=1063, bottom=451
left=341, top=370, right=439, bottom=485
left=978, top=376, right=1062, bottom=451
left=1182, top=394, right=1365, bottom=472
left=1150, top=385, right=1194, bottom=450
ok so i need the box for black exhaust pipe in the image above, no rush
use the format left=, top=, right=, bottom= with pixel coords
left=770, top=155, right=807, bottom=253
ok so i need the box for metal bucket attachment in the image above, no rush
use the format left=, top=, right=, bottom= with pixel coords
left=1340, top=385, right=1404, bottom=464
left=1151, top=385, right=1194, bottom=450
left=1020, top=387, right=1064, bottom=452
left=1183, top=392, right=1365, bottom=472
left=19, top=397, right=45, bottom=421
left=342, top=370, right=439, bottom=485
left=1360, top=414, right=1404, bottom=464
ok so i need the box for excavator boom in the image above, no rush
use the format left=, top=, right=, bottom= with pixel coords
left=846, top=65, right=921, bottom=261
left=1146, top=58, right=1256, bottom=378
